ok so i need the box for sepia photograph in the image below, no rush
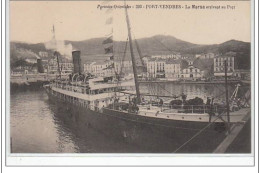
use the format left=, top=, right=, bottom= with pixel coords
left=6, top=0, right=255, bottom=165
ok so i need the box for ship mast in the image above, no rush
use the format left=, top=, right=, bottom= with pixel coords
left=224, top=60, right=231, bottom=133
left=51, top=25, right=61, bottom=78
left=124, top=2, right=141, bottom=103
left=52, top=24, right=56, bottom=40
left=135, top=39, right=147, bottom=72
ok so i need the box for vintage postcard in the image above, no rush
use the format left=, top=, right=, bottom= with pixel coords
left=4, top=0, right=256, bottom=167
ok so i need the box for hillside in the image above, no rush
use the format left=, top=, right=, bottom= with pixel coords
left=10, top=35, right=251, bottom=69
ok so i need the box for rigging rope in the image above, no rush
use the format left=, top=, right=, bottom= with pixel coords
left=144, top=66, right=178, bottom=98
left=119, top=37, right=129, bottom=75
left=133, top=34, right=146, bottom=71
left=173, top=113, right=225, bottom=153
left=152, top=36, right=178, bottom=55
left=114, top=37, right=129, bottom=96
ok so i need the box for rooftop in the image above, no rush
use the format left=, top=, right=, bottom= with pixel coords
left=181, top=54, right=194, bottom=58
left=184, top=57, right=197, bottom=62
left=165, top=59, right=182, bottom=64
left=214, top=55, right=235, bottom=59
left=147, top=57, right=166, bottom=62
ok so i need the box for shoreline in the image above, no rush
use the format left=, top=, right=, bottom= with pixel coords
left=10, top=74, right=250, bottom=92
left=10, top=81, right=50, bottom=92
left=139, top=80, right=250, bottom=85
left=10, top=79, right=250, bottom=91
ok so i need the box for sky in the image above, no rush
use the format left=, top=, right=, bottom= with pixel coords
left=10, top=1, right=251, bottom=44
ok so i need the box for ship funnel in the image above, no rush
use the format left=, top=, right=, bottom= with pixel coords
left=72, top=50, right=82, bottom=74
left=37, top=59, right=44, bottom=73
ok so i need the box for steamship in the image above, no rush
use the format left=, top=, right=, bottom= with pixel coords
left=44, top=3, right=250, bottom=152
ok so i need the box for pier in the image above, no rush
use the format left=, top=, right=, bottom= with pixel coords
left=10, top=73, right=70, bottom=90
left=214, top=111, right=251, bottom=153
left=10, top=74, right=55, bottom=91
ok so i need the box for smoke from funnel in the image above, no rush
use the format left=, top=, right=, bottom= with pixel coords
left=44, top=39, right=73, bottom=59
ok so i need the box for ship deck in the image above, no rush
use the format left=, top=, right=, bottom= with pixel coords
left=137, top=105, right=250, bottom=123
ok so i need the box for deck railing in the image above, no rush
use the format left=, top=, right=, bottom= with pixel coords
left=52, top=81, right=118, bottom=95
left=50, top=81, right=242, bottom=115
left=51, top=87, right=236, bottom=117
left=110, top=101, right=231, bottom=115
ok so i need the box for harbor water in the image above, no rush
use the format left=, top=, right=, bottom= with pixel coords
left=10, top=83, right=250, bottom=153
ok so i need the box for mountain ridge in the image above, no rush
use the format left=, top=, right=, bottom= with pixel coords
left=10, top=35, right=251, bottom=69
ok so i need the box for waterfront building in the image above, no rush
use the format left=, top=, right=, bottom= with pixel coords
left=146, top=58, right=157, bottom=78
left=11, top=69, right=25, bottom=76
left=114, top=60, right=133, bottom=75
left=48, top=58, right=73, bottom=74
left=146, top=55, right=210, bottom=80
left=180, top=59, right=204, bottom=79
left=195, top=54, right=201, bottom=58
left=180, top=54, right=194, bottom=60
left=165, top=59, right=182, bottom=80
left=41, top=57, right=49, bottom=64
left=185, top=57, right=197, bottom=66
left=151, top=54, right=181, bottom=60
left=213, top=55, right=235, bottom=77
left=233, top=69, right=251, bottom=80
left=198, top=53, right=215, bottom=59
left=25, top=57, right=37, bottom=64
left=181, top=66, right=204, bottom=79
left=83, top=60, right=133, bottom=77
left=146, top=58, right=165, bottom=78
left=11, top=66, right=38, bottom=75
left=156, top=58, right=165, bottom=78
left=141, top=56, right=150, bottom=67
left=83, top=61, right=107, bottom=77
left=39, top=51, right=49, bottom=58
left=83, top=62, right=94, bottom=74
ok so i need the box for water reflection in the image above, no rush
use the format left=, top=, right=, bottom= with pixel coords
left=11, top=90, right=149, bottom=153
left=10, top=90, right=78, bottom=153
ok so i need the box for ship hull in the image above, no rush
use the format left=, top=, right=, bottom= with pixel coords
left=45, top=88, right=227, bottom=153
